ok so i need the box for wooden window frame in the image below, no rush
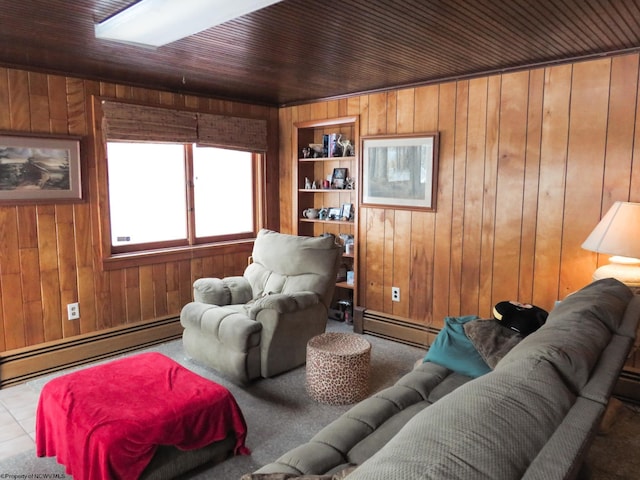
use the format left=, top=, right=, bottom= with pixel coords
left=92, top=97, right=265, bottom=270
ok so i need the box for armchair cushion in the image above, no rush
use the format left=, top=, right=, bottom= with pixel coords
left=245, top=230, right=341, bottom=308
left=244, top=292, right=320, bottom=319
left=193, top=276, right=253, bottom=305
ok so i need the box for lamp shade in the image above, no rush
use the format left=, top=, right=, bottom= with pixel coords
left=582, top=201, right=640, bottom=260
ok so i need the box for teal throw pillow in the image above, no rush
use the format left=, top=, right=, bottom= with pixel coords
left=424, top=315, right=491, bottom=378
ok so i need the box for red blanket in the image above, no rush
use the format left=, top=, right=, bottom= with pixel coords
left=36, top=352, right=249, bottom=480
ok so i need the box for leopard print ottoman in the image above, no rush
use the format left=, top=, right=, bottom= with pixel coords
left=306, top=332, right=371, bottom=405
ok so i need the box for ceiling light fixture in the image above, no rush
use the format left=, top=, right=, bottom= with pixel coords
left=95, top=0, right=283, bottom=47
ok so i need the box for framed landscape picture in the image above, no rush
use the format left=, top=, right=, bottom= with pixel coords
left=0, top=133, right=82, bottom=203
left=361, top=133, right=439, bottom=211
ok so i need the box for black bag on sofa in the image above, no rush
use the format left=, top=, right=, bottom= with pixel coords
left=493, top=301, right=548, bottom=336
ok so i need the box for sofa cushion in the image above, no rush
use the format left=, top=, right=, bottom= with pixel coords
left=344, top=356, right=576, bottom=480
left=347, top=400, right=431, bottom=465
left=270, top=443, right=346, bottom=476
left=424, top=315, right=491, bottom=378
left=496, top=278, right=632, bottom=393
left=241, top=465, right=357, bottom=480
left=310, top=384, right=426, bottom=458
left=549, top=278, right=632, bottom=332
left=405, top=362, right=473, bottom=402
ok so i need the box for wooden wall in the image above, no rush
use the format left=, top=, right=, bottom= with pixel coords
left=279, top=53, right=640, bottom=349
left=0, top=67, right=279, bottom=355
left=3, top=51, right=640, bottom=377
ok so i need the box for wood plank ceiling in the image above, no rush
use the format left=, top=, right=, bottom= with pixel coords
left=1, top=0, right=640, bottom=106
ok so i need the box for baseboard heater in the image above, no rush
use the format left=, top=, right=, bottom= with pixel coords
left=354, top=308, right=438, bottom=349
left=0, top=316, right=183, bottom=389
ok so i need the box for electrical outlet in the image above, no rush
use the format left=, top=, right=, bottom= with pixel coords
left=67, top=302, right=80, bottom=320
left=392, top=287, right=400, bottom=302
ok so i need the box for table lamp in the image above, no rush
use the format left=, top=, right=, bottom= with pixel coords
left=581, top=201, right=640, bottom=288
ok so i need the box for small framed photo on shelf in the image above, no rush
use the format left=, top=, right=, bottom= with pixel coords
left=327, top=207, right=342, bottom=220
left=331, top=167, right=348, bottom=189
left=340, top=203, right=353, bottom=221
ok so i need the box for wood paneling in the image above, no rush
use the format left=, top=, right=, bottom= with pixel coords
left=4, top=51, right=640, bottom=378
left=0, top=67, right=278, bottom=365
left=280, top=52, right=640, bottom=346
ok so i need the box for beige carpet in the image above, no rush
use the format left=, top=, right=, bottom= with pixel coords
left=4, top=323, right=639, bottom=479
left=586, top=401, right=640, bottom=479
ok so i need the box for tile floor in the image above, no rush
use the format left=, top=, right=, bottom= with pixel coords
left=0, top=383, right=40, bottom=461
left=0, top=341, right=186, bottom=464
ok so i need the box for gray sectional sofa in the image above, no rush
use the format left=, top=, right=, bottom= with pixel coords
left=250, top=278, right=640, bottom=480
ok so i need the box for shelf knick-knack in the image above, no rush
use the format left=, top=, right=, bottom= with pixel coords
left=336, top=135, right=353, bottom=157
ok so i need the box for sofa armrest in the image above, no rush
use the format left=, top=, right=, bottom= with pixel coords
left=521, top=397, right=605, bottom=480
left=193, top=276, right=253, bottom=305
left=243, top=292, right=320, bottom=319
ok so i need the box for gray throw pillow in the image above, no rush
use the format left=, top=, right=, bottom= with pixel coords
left=463, top=319, right=523, bottom=368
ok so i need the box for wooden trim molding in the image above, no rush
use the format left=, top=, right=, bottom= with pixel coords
left=102, top=240, right=255, bottom=270
left=0, top=316, right=183, bottom=389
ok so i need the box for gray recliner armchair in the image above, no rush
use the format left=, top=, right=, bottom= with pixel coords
left=180, top=229, right=342, bottom=384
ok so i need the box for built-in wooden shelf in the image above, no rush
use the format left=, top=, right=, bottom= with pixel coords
left=299, top=156, right=356, bottom=162
left=294, top=115, right=360, bottom=308
left=299, top=218, right=354, bottom=225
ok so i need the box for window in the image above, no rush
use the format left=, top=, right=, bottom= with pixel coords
left=192, top=146, right=254, bottom=238
left=106, top=142, right=256, bottom=253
